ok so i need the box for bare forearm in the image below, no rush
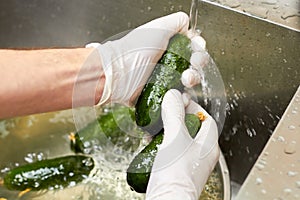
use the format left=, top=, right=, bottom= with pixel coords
left=0, top=48, right=104, bottom=119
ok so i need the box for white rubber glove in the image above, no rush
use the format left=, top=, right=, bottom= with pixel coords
left=145, top=89, right=220, bottom=200
left=182, top=32, right=210, bottom=88
left=86, top=12, right=209, bottom=106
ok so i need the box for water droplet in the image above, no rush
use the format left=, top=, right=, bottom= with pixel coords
left=169, top=5, right=175, bottom=11
left=283, top=188, right=292, bottom=195
left=296, top=181, right=300, bottom=189
left=263, top=152, right=269, bottom=156
left=261, top=0, right=277, bottom=5
left=277, top=136, right=285, bottom=142
left=1, top=167, right=10, bottom=173
left=256, top=163, right=265, bottom=170
left=256, top=177, right=263, bottom=185
left=34, top=181, right=40, bottom=188
left=276, top=46, right=282, bottom=53
left=221, top=49, right=225, bottom=55
left=37, top=152, right=45, bottom=161
left=259, top=159, right=267, bottom=165
left=69, top=181, right=76, bottom=187
left=246, top=146, right=250, bottom=154
left=83, top=157, right=94, bottom=167
left=285, top=141, right=297, bottom=154
left=287, top=171, right=298, bottom=177
left=288, top=125, right=296, bottom=130
left=24, top=155, right=34, bottom=163
left=281, top=10, right=300, bottom=20
left=224, top=0, right=241, bottom=8
left=292, top=110, right=298, bottom=114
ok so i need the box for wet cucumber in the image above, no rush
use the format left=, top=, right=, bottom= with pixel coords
left=70, top=105, right=142, bottom=154
left=127, top=113, right=201, bottom=193
left=3, top=155, right=94, bottom=191
left=135, top=34, right=191, bottom=134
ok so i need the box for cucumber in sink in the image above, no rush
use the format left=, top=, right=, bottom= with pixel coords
left=70, top=105, right=143, bottom=154
left=2, top=155, right=94, bottom=191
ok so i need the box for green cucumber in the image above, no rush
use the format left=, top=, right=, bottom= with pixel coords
left=135, top=34, right=191, bottom=134
left=70, top=105, right=142, bottom=154
left=3, top=155, right=94, bottom=191
left=127, top=113, right=201, bottom=193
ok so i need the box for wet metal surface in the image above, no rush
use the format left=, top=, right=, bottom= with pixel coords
left=236, top=86, right=300, bottom=199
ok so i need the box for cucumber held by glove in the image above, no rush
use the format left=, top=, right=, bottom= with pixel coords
left=135, top=34, right=192, bottom=134
left=127, top=113, right=202, bottom=193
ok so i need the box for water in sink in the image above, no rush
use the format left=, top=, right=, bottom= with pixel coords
left=0, top=106, right=223, bottom=200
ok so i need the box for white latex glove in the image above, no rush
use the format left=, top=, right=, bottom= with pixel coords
left=182, top=31, right=210, bottom=88
left=145, top=89, right=220, bottom=200
left=86, top=12, right=209, bottom=106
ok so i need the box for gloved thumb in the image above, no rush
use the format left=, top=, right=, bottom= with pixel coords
left=152, top=89, right=192, bottom=171
left=161, top=89, right=185, bottom=126
left=159, top=89, right=191, bottom=150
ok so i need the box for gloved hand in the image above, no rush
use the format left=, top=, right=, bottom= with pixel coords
left=86, top=12, right=209, bottom=106
left=145, top=89, right=220, bottom=200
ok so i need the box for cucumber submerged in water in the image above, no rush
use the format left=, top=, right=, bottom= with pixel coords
left=127, top=113, right=201, bottom=193
left=70, top=105, right=142, bottom=154
left=135, top=34, right=192, bottom=134
left=3, top=155, right=94, bottom=191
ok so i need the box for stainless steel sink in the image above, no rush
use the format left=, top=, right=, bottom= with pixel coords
left=0, top=0, right=299, bottom=194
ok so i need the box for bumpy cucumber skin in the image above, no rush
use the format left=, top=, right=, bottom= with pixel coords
left=127, top=132, right=163, bottom=193
left=71, top=105, right=141, bottom=154
left=127, top=114, right=201, bottom=193
left=135, top=34, right=191, bottom=134
left=3, top=155, right=94, bottom=191
left=185, top=113, right=201, bottom=139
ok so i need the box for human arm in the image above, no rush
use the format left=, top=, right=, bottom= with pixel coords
left=0, top=48, right=104, bottom=119
left=145, top=89, right=220, bottom=200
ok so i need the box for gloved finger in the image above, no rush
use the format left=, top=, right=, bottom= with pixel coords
left=181, top=35, right=209, bottom=88
left=191, top=35, right=206, bottom=51
left=181, top=68, right=201, bottom=88
left=195, top=116, right=219, bottom=159
left=139, top=12, right=189, bottom=35
left=186, top=30, right=206, bottom=50
left=160, top=89, right=191, bottom=149
left=190, top=51, right=210, bottom=68
left=152, top=89, right=194, bottom=170
left=185, top=99, right=219, bottom=158
left=161, top=89, right=185, bottom=127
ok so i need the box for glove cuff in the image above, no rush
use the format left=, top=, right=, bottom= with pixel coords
left=95, top=42, right=114, bottom=106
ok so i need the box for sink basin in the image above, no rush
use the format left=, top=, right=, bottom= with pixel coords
left=0, top=0, right=299, bottom=197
